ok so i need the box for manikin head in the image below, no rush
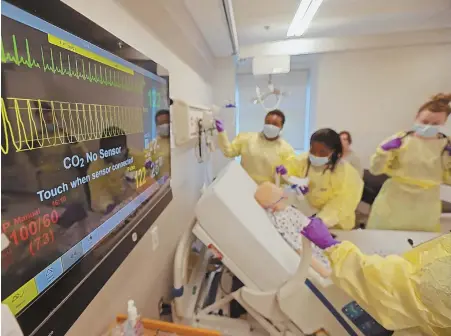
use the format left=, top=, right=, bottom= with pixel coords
left=254, top=182, right=288, bottom=212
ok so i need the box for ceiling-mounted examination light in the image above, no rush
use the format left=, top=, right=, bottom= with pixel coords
left=287, top=0, right=324, bottom=37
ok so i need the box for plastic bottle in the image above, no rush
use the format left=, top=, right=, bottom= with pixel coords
left=123, top=300, right=144, bottom=336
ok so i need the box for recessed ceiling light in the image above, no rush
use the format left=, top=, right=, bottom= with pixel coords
left=287, top=0, right=324, bottom=37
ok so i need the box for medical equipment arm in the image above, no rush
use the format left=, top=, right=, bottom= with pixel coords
left=370, top=133, right=405, bottom=176
left=217, top=132, right=245, bottom=158
left=325, top=241, right=427, bottom=331
left=316, top=165, right=363, bottom=229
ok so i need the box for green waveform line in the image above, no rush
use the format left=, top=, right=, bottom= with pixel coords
left=1, top=34, right=145, bottom=93
left=1, top=35, right=40, bottom=69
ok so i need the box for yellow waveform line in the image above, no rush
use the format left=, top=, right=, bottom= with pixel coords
left=1, top=97, right=145, bottom=154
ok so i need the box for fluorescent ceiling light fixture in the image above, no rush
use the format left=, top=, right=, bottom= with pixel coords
left=287, top=0, right=324, bottom=37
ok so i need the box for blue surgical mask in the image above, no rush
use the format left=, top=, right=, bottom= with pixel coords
left=262, top=124, right=281, bottom=139
left=157, top=123, right=170, bottom=137
left=412, top=123, right=441, bottom=138
left=309, top=153, right=329, bottom=167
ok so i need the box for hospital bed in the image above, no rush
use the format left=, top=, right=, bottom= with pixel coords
left=172, top=161, right=440, bottom=336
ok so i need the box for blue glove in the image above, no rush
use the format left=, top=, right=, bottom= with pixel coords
left=301, top=217, right=340, bottom=250
left=276, top=165, right=287, bottom=175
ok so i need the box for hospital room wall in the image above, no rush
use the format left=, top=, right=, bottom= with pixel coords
left=60, top=0, right=221, bottom=335
left=211, top=57, right=238, bottom=177
left=313, top=43, right=451, bottom=168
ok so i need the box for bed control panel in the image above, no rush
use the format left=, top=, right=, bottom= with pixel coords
left=342, top=301, right=393, bottom=336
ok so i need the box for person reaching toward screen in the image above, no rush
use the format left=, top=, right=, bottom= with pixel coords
left=215, top=109, right=295, bottom=184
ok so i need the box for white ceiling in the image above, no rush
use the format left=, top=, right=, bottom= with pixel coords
left=184, top=0, right=232, bottom=57
left=186, top=0, right=451, bottom=57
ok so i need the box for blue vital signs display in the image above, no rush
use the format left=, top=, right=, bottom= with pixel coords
left=1, top=2, right=170, bottom=316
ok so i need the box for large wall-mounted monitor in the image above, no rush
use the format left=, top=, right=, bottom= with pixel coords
left=1, top=1, right=172, bottom=335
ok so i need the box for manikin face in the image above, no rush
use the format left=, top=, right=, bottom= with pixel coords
left=254, top=182, right=288, bottom=212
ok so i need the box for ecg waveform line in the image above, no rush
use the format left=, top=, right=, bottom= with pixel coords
left=1, top=34, right=145, bottom=93
left=1, top=97, right=145, bottom=155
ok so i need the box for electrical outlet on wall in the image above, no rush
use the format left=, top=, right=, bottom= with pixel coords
left=150, top=226, right=159, bottom=251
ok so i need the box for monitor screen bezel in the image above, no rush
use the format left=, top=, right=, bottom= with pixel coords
left=1, top=2, right=173, bottom=335
left=19, top=186, right=172, bottom=336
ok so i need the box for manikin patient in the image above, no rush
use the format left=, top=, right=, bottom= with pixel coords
left=254, top=182, right=330, bottom=278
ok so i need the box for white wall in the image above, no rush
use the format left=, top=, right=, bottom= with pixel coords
left=60, top=0, right=220, bottom=335
left=313, top=43, right=451, bottom=168
left=211, top=57, right=237, bottom=176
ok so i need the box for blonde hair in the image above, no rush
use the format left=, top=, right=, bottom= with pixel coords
left=418, top=93, right=451, bottom=116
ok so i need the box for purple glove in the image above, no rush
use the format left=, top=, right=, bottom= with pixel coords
left=275, top=165, right=287, bottom=175
left=380, top=138, right=402, bottom=151
left=445, top=144, right=451, bottom=156
left=297, top=185, right=309, bottom=195
left=301, top=217, right=340, bottom=250
left=215, top=119, right=225, bottom=132
left=105, top=203, right=116, bottom=215
left=145, top=160, right=153, bottom=169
